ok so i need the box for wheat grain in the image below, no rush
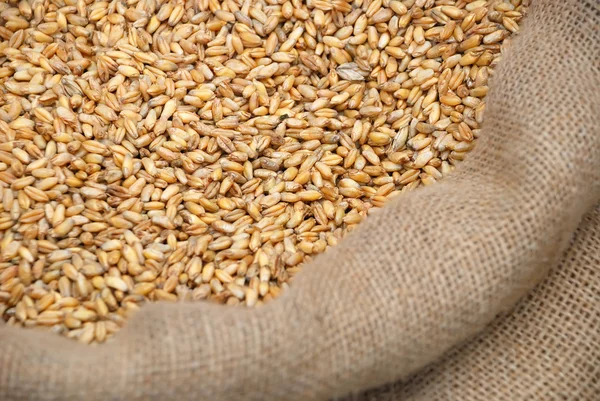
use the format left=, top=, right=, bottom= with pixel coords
left=0, top=0, right=525, bottom=343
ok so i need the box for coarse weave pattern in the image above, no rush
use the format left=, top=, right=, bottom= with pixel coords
left=351, top=202, right=600, bottom=401
left=1, top=0, right=599, bottom=400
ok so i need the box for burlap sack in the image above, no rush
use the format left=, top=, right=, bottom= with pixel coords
left=0, top=0, right=598, bottom=400
left=349, top=202, right=600, bottom=401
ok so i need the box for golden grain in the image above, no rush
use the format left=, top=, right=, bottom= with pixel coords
left=0, top=0, right=524, bottom=343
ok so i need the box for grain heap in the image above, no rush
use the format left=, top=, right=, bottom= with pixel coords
left=0, top=0, right=523, bottom=344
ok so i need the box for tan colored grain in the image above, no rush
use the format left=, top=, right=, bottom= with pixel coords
left=0, top=0, right=523, bottom=343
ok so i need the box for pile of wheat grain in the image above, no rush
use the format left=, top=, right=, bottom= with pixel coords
left=0, top=0, right=524, bottom=344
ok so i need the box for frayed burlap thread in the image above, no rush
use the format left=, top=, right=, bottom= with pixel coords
left=1, top=0, right=599, bottom=400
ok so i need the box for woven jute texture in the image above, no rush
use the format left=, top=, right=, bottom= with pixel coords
left=1, top=0, right=599, bottom=400
left=350, top=202, right=600, bottom=401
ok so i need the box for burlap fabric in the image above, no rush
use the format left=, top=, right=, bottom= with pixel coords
left=0, top=0, right=598, bottom=400
left=350, top=202, right=600, bottom=401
